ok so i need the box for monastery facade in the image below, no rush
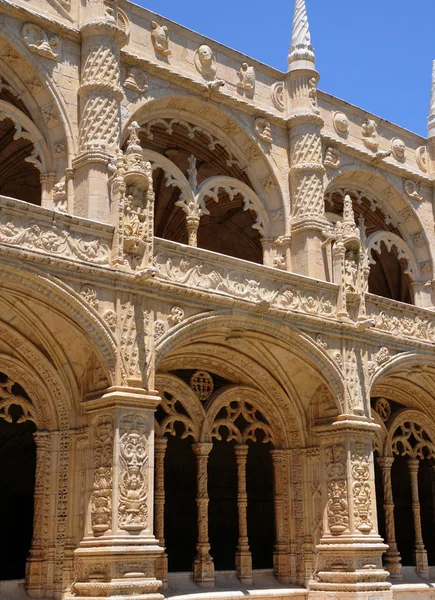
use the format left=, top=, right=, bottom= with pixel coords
left=1, top=0, right=435, bottom=599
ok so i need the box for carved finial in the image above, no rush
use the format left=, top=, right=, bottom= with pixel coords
left=126, top=121, right=141, bottom=154
left=288, top=0, right=315, bottom=69
left=428, top=60, right=435, bottom=137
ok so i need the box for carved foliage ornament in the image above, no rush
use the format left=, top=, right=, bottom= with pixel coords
left=91, top=414, right=113, bottom=534
left=118, top=413, right=150, bottom=532
left=351, top=442, right=372, bottom=534
left=324, top=444, right=349, bottom=535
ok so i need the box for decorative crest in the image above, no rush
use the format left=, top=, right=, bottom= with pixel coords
left=288, top=0, right=315, bottom=68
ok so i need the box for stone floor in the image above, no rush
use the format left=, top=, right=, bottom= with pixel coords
left=3, top=569, right=435, bottom=600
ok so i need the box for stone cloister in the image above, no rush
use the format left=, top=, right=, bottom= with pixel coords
left=2, top=0, right=435, bottom=599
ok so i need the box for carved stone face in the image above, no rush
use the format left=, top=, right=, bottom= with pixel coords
left=198, top=45, right=213, bottom=65
left=333, top=111, right=349, bottom=135
left=392, top=137, right=406, bottom=160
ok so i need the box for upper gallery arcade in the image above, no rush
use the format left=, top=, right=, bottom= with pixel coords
left=2, top=1, right=435, bottom=600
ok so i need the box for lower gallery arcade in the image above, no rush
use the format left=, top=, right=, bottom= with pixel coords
left=3, top=319, right=435, bottom=600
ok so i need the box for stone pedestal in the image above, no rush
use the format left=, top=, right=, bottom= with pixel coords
left=309, top=417, right=392, bottom=600
left=70, top=387, right=164, bottom=600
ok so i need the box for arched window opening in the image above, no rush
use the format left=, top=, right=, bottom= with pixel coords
left=126, top=118, right=263, bottom=262
left=0, top=115, right=41, bottom=205
left=325, top=189, right=414, bottom=304
left=0, top=372, right=36, bottom=580
left=155, top=373, right=281, bottom=586
left=197, top=192, right=262, bottom=263
left=368, top=243, right=413, bottom=304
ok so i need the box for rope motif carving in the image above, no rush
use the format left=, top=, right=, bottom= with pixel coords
left=81, top=44, right=119, bottom=85
left=79, top=95, right=120, bottom=150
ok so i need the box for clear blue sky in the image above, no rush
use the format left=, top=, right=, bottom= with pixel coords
left=134, top=0, right=435, bottom=138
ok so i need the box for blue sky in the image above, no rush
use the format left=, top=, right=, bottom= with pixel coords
left=134, top=0, right=435, bottom=137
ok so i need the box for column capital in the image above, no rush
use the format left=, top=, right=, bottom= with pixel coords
left=408, top=457, right=420, bottom=471
left=192, top=442, right=213, bottom=456
left=82, top=386, right=161, bottom=413
left=377, top=456, right=395, bottom=469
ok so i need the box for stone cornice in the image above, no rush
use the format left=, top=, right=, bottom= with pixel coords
left=321, top=133, right=433, bottom=185
left=0, top=0, right=79, bottom=38
left=120, top=49, right=288, bottom=127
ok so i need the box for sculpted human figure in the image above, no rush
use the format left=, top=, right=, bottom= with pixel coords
left=194, top=45, right=217, bottom=78
left=361, top=118, right=379, bottom=151
left=391, top=137, right=406, bottom=161
left=237, top=63, right=255, bottom=95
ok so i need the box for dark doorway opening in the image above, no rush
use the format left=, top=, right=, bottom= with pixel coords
left=164, top=430, right=197, bottom=572
left=209, top=438, right=238, bottom=570
left=247, top=440, right=274, bottom=569
left=392, top=455, right=415, bottom=566
left=0, top=415, right=36, bottom=579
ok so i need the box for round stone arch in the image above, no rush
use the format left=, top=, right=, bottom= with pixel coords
left=122, top=97, right=287, bottom=237
left=0, top=28, right=76, bottom=160
left=155, top=311, right=346, bottom=446
left=325, top=168, right=432, bottom=276
left=371, top=352, right=435, bottom=421
left=0, top=262, right=117, bottom=386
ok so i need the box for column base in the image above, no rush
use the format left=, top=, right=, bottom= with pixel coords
left=155, top=552, right=168, bottom=588
left=415, top=546, right=429, bottom=579
left=384, top=550, right=402, bottom=579
left=273, top=549, right=291, bottom=584
left=71, top=544, right=163, bottom=599
left=235, top=548, right=252, bottom=585
left=193, top=552, right=214, bottom=587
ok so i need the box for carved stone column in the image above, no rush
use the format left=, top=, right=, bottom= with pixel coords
left=73, top=8, right=126, bottom=223
left=286, top=0, right=327, bottom=280
left=234, top=444, right=252, bottom=584
left=377, top=457, right=402, bottom=578
left=26, top=431, right=51, bottom=598
left=72, top=387, right=164, bottom=600
left=408, top=459, right=429, bottom=578
left=186, top=215, right=200, bottom=247
left=40, top=172, right=56, bottom=208
left=154, top=437, right=168, bottom=587
left=192, top=442, right=214, bottom=586
left=309, top=419, right=391, bottom=600
left=270, top=449, right=291, bottom=583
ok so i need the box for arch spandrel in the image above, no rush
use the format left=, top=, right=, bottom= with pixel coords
left=155, top=313, right=346, bottom=447
left=121, top=99, right=288, bottom=236
left=0, top=30, right=77, bottom=159
left=0, top=263, right=117, bottom=388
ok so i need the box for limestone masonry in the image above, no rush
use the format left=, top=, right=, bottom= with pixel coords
left=0, top=0, right=435, bottom=599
